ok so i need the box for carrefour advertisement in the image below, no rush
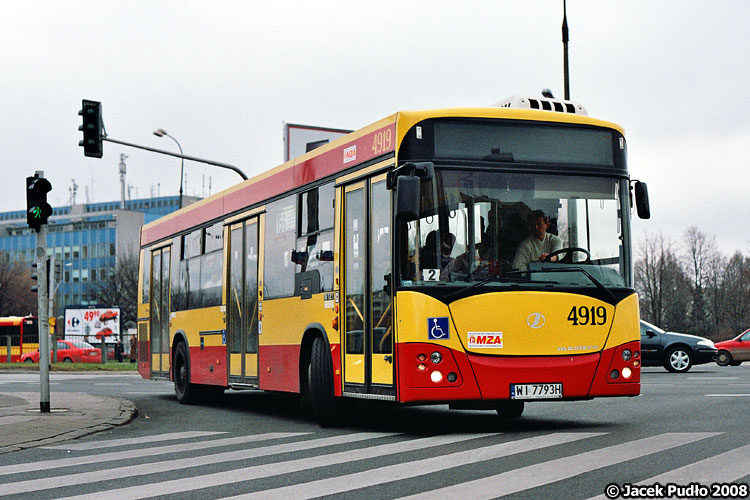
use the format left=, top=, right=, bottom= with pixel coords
left=64, top=307, right=121, bottom=344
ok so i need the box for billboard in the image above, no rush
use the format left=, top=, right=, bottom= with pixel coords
left=283, top=123, right=352, bottom=162
left=64, top=307, right=121, bottom=344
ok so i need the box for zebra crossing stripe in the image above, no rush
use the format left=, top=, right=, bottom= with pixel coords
left=42, top=431, right=227, bottom=451
left=2, top=432, right=394, bottom=496
left=0, top=432, right=308, bottom=477
left=397, top=432, right=720, bottom=500
left=219, top=432, right=606, bottom=500
left=54, top=433, right=501, bottom=500
left=586, top=442, right=750, bottom=499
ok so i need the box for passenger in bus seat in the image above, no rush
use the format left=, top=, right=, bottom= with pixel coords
left=512, top=210, right=563, bottom=270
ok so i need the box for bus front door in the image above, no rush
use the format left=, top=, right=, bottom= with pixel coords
left=342, top=174, right=394, bottom=397
left=150, top=247, right=170, bottom=377
left=227, top=218, right=260, bottom=386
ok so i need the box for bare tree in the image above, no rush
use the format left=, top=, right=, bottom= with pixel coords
left=95, top=251, right=139, bottom=329
left=634, top=232, right=691, bottom=331
left=718, top=252, right=750, bottom=335
left=683, top=227, right=718, bottom=334
left=0, top=253, right=37, bottom=317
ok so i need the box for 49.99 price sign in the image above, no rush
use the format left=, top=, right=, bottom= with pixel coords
left=64, top=307, right=121, bottom=343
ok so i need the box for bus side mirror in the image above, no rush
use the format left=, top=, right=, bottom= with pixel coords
left=395, top=175, right=420, bottom=221
left=635, top=181, right=650, bottom=219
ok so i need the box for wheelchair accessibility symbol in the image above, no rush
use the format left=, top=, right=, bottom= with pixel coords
left=427, top=317, right=450, bottom=340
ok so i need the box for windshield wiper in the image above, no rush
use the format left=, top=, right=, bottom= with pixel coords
left=443, top=267, right=617, bottom=303
left=443, top=272, right=555, bottom=301
left=522, top=267, right=618, bottom=303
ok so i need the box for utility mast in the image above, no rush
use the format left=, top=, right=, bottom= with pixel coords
left=562, top=0, right=570, bottom=100
left=119, top=153, right=128, bottom=209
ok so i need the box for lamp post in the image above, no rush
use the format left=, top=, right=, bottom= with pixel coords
left=153, top=129, right=184, bottom=209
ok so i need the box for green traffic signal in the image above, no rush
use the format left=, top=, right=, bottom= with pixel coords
left=26, top=175, right=52, bottom=231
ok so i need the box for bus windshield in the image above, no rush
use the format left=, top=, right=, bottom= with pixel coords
left=400, top=168, right=631, bottom=290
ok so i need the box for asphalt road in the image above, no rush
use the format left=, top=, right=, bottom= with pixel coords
left=1, top=364, right=749, bottom=499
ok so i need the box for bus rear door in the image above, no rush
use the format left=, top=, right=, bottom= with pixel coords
left=150, top=247, right=171, bottom=377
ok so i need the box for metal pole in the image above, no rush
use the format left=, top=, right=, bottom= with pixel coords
left=49, top=255, right=57, bottom=363
left=101, top=336, right=106, bottom=365
left=5, top=336, right=10, bottom=363
left=36, top=224, right=50, bottom=413
left=102, top=137, right=248, bottom=180
left=562, top=0, right=570, bottom=100
left=161, top=133, right=185, bottom=209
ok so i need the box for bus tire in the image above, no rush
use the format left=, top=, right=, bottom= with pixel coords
left=309, top=336, right=337, bottom=427
left=173, top=342, right=196, bottom=404
left=496, top=400, right=524, bottom=419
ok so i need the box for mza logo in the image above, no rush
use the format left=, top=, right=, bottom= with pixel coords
left=343, top=145, right=357, bottom=164
left=468, top=332, right=504, bottom=349
left=427, top=317, right=450, bottom=340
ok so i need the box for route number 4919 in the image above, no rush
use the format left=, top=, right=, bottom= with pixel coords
left=567, top=306, right=607, bottom=326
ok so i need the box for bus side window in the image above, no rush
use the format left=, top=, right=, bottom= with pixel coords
left=264, top=195, right=297, bottom=299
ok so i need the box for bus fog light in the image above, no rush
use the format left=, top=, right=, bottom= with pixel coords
left=430, top=351, right=442, bottom=364
left=447, top=372, right=457, bottom=383
left=622, top=349, right=632, bottom=362
left=610, top=369, right=619, bottom=380
left=622, top=367, right=632, bottom=379
left=430, top=371, right=443, bottom=383
left=417, top=363, right=427, bottom=372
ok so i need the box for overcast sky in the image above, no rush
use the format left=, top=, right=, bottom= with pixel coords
left=2, top=1, right=748, bottom=256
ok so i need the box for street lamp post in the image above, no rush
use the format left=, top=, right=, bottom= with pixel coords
left=153, top=129, right=184, bottom=209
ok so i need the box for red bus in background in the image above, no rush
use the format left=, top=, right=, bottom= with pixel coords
left=0, top=316, right=38, bottom=362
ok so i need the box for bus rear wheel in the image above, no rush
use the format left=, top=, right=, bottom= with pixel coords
left=173, top=342, right=196, bottom=404
left=308, top=336, right=338, bottom=427
left=496, top=400, right=524, bottom=419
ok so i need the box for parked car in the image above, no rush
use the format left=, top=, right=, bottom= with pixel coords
left=640, top=320, right=717, bottom=373
left=715, top=328, right=750, bottom=366
left=21, top=340, right=102, bottom=363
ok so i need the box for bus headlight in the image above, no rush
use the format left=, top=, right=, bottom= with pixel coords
left=430, top=351, right=442, bottom=364
left=430, top=371, right=443, bottom=383
left=622, top=349, right=632, bottom=362
left=622, top=367, right=632, bottom=379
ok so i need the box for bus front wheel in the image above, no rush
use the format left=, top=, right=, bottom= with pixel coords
left=308, top=336, right=338, bottom=427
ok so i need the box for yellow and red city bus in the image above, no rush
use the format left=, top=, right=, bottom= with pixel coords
left=0, top=316, right=38, bottom=362
left=137, top=97, right=650, bottom=424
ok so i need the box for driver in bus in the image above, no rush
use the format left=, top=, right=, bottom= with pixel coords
left=512, top=210, right=563, bottom=270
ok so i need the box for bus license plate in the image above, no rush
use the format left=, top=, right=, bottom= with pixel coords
left=510, top=383, right=563, bottom=400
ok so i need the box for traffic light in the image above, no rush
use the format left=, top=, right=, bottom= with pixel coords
left=79, top=99, right=103, bottom=158
left=30, top=259, right=50, bottom=293
left=31, top=262, right=38, bottom=293
left=26, top=174, right=53, bottom=231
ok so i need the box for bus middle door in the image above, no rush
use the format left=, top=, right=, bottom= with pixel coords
left=227, top=218, right=260, bottom=386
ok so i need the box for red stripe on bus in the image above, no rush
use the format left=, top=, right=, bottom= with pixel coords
left=258, top=344, right=301, bottom=393
left=141, top=123, right=396, bottom=246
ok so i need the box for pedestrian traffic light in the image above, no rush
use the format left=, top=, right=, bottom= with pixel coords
left=79, top=99, right=103, bottom=158
left=26, top=175, right=53, bottom=231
